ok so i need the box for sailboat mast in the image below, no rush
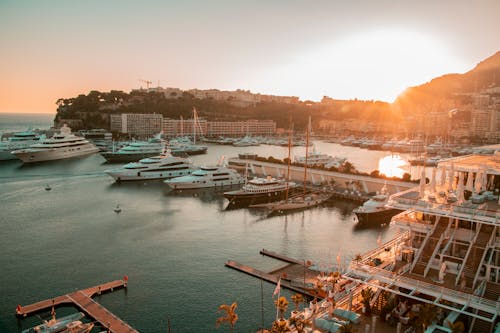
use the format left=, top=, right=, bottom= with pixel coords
left=303, top=117, right=310, bottom=195
left=285, top=121, right=293, bottom=201
left=193, top=107, right=196, bottom=145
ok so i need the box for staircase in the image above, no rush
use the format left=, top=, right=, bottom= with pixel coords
left=411, top=218, right=449, bottom=276
left=468, top=282, right=499, bottom=333
left=461, top=231, right=490, bottom=289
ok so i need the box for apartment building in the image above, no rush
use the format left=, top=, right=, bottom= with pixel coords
left=110, top=113, right=163, bottom=137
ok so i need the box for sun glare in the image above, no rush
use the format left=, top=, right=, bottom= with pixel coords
left=378, top=155, right=407, bottom=178
left=266, top=29, right=467, bottom=102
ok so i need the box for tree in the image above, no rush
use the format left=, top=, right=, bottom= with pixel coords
left=445, top=320, right=464, bottom=333
left=216, top=302, right=238, bottom=332
left=360, top=288, right=374, bottom=315
left=274, top=296, right=289, bottom=320
left=415, top=303, right=436, bottom=332
left=288, top=315, right=311, bottom=333
left=270, top=319, right=292, bottom=333
left=290, top=293, right=303, bottom=312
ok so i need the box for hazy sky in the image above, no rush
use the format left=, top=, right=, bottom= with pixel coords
left=1, top=0, right=499, bottom=114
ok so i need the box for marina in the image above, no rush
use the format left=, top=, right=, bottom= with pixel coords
left=16, top=279, right=136, bottom=333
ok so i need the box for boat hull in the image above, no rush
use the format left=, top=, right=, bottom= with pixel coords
left=12, top=146, right=99, bottom=163
left=106, top=169, right=193, bottom=182
left=354, top=208, right=400, bottom=226
left=0, top=150, right=17, bottom=161
left=165, top=178, right=245, bottom=190
left=101, top=151, right=159, bottom=163
left=224, top=187, right=301, bottom=208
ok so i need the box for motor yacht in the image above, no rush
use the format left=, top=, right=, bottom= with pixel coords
left=294, top=149, right=346, bottom=169
left=164, top=165, right=245, bottom=190
left=0, top=129, right=41, bottom=160
left=224, top=176, right=298, bottom=207
left=352, top=192, right=400, bottom=226
left=101, top=136, right=164, bottom=163
left=12, top=125, right=98, bottom=163
left=105, top=150, right=194, bottom=181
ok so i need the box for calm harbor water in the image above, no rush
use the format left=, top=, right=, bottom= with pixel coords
left=0, top=114, right=418, bottom=332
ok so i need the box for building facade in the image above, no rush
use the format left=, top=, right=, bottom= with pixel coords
left=110, top=113, right=163, bottom=137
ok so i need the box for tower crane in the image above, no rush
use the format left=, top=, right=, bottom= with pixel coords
left=138, top=79, right=153, bottom=89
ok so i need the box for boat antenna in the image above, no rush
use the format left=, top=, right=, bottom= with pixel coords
left=303, top=116, right=311, bottom=195
left=285, top=117, right=293, bottom=201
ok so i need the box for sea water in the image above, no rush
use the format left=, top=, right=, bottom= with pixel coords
left=0, top=114, right=406, bottom=332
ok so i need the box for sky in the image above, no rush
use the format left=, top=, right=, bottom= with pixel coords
left=0, top=0, right=499, bottom=114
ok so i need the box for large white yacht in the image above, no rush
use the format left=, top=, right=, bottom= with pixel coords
left=100, top=137, right=163, bottom=163
left=224, top=176, right=298, bottom=207
left=164, top=165, right=245, bottom=190
left=105, top=150, right=194, bottom=182
left=294, top=149, right=346, bottom=169
left=0, top=129, right=41, bottom=160
left=12, top=125, right=98, bottom=163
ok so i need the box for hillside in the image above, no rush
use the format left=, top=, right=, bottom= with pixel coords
left=393, top=51, right=500, bottom=114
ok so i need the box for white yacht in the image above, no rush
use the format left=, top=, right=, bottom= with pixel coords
left=0, top=129, right=41, bottom=160
left=232, top=136, right=260, bottom=147
left=294, top=149, right=346, bottom=169
left=105, top=151, right=194, bottom=182
left=12, top=125, right=98, bottom=163
left=101, top=137, right=163, bottom=163
left=164, top=165, right=245, bottom=190
left=224, top=176, right=298, bottom=207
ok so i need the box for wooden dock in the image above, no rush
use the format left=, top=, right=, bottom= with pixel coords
left=226, top=249, right=328, bottom=299
left=16, top=278, right=138, bottom=333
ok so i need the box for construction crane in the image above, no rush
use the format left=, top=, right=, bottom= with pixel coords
left=138, top=79, right=153, bottom=90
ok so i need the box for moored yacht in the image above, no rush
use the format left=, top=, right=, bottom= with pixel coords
left=101, top=137, right=163, bottom=163
left=294, top=148, right=346, bottom=169
left=21, top=312, right=85, bottom=333
left=0, top=129, right=42, bottom=160
left=224, top=176, right=298, bottom=207
left=105, top=150, right=194, bottom=182
left=352, top=192, right=400, bottom=226
left=12, top=125, right=98, bottom=163
left=164, top=165, right=245, bottom=190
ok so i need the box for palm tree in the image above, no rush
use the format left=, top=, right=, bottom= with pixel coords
left=274, top=296, right=289, bottom=320
left=270, top=319, right=292, bottom=333
left=415, top=303, right=436, bottom=332
left=360, top=288, right=374, bottom=315
left=445, top=320, right=465, bottom=333
left=288, top=316, right=312, bottom=333
left=290, top=293, right=303, bottom=312
left=216, top=302, right=238, bottom=333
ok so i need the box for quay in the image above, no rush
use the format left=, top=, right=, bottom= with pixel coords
left=16, top=277, right=138, bottom=333
left=228, top=157, right=414, bottom=195
left=226, top=249, right=331, bottom=299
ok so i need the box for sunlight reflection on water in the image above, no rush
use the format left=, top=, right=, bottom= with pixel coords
left=378, top=155, right=407, bottom=178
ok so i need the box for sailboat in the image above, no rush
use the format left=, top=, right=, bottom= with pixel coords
left=169, top=108, right=208, bottom=156
left=251, top=117, right=331, bottom=214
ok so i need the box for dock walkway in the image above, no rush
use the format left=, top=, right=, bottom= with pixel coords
left=16, top=278, right=137, bottom=333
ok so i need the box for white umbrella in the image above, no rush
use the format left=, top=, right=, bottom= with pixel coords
left=439, top=166, right=447, bottom=186
left=419, top=166, right=426, bottom=198
left=456, top=172, right=465, bottom=203
left=429, top=167, right=437, bottom=193
left=447, top=163, right=455, bottom=191
left=474, top=169, right=482, bottom=193
left=465, top=171, right=474, bottom=193
left=438, top=262, right=447, bottom=282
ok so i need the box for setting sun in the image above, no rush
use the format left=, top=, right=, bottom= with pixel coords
left=378, top=155, right=407, bottom=178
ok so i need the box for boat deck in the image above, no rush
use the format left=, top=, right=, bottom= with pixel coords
left=16, top=278, right=137, bottom=333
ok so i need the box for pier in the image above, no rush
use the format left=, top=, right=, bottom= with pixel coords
left=226, top=249, right=332, bottom=299
left=229, top=157, right=415, bottom=195
left=16, top=278, right=138, bottom=333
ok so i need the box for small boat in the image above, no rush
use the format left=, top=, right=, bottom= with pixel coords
left=352, top=185, right=401, bottom=226
left=61, top=321, right=94, bottom=333
left=45, top=185, right=52, bottom=191
left=114, top=205, right=121, bottom=213
left=21, top=312, right=85, bottom=333
left=251, top=191, right=331, bottom=215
